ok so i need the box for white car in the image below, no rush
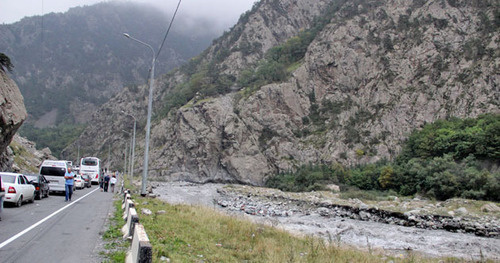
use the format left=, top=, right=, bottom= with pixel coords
left=0, top=172, right=35, bottom=207
left=74, top=175, right=85, bottom=190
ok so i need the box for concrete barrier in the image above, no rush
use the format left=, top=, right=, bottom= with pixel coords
left=126, top=223, right=152, bottom=263
left=122, top=207, right=139, bottom=239
left=123, top=199, right=135, bottom=221
left=122, top=191, right=131, bottom=205
left=120, top=189, right=152, bottom=262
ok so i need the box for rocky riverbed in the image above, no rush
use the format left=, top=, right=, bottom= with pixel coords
left=152, top=181, right=500, bottom=260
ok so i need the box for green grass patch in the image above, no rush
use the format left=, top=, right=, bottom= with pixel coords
left=100, top=199, right=129, bottom=262
left=134, top=197, right=441, bottom=262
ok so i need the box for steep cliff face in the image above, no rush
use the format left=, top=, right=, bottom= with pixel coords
left=0, top=70, right=27, bottom=171
left=66, top=0, right=499, bottom=185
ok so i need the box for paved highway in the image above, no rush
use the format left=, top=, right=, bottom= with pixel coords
left=0, top=186, right=115, bottom=262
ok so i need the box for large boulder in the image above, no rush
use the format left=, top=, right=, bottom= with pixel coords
left=0, top=70, right=27, bottom=171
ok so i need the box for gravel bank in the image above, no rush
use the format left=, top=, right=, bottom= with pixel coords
left=154, top=181, right=500, bottom=260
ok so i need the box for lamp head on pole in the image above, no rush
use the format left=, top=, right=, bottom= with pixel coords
left=123, top=33, right=130, bottom=38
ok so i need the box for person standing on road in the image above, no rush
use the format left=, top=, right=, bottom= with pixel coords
left=64, top=167, right=75, bottom=201
left=99, top=169, right=104, bottom=191
left=104, top=173, right=110, bottom=192
left=110, top=175, right=117, bottom=193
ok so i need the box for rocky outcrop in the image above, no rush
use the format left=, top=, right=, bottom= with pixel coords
left=0, top=70, right=27, bottom=171
left=67, top=0, right=499, bottom=185
left=146, top=0, right=499, bottom=184
left=9, top=135, right=56, bottom=173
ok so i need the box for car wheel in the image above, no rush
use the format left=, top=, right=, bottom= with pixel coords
left=45, top=190, right=49, bottom=198
left=35, top=192, right=41, bottom=200
left=16, top=196, right=23, bottom=207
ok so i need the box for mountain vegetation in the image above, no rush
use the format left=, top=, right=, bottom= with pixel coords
left=19, top=123, right=86, bottom=158
left=66, top=0, right=499, bottom=192
left=0, top=53, right=14, bottom=72
left=266, top=114, right=500, bottom=201
left=0, top=1, right=219, bottom=156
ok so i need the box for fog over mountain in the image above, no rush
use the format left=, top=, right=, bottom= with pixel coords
left=0, top=1, right=221, bottom=127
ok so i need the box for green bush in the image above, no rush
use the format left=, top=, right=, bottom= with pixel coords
left=19, top=123, right=86, bottom=158
left=0, top=53, right=14, bottom=72
left=265, top=114, right=500, bottom=201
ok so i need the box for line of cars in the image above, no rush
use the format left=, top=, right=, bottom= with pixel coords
left=0, top=158, right=98, bottom=219
left=0, top=166, right=92, bottom=209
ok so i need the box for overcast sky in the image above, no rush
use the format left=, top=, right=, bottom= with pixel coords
left=0, top=0, right=257, bottom=27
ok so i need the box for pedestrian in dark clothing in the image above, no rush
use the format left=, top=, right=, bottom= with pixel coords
left=104, top=173, right=110, bottom=192
left=99, top=172, right=104, bottom=191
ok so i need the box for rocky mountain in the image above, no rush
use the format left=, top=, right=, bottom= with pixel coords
left=0, top=68, right=27, bottom=171
left=63, top=0, right=499, bottom=185
left=8, top=134, right=56, bottom=173
left=0, top=1, right=217, bottom=127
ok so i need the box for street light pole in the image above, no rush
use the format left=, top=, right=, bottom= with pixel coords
left=122, top=130, right=132, bottom=182
left=121, top=111, right=136, bottom=180
left=123, top=33, right=155, bottom=196
left=107, top=143, right=111, bottom=170
left=123, top=139, right=128, bottom=177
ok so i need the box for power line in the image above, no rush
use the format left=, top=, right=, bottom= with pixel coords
left=155, top=0, right=182, bottom=60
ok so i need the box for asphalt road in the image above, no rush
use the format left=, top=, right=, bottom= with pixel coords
left=0, top=185, right=116, bottom=262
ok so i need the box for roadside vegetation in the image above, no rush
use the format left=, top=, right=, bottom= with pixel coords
left=266, top=114, right=500, bottom=201
left=100, top=199, right=129, bottom=262
left=134, top=196, right=447, bottom=262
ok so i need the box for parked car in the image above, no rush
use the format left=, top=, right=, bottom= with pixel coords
left=74, top=175, right=85, bottom=190
left=0, top=172, right=35, bottom=207
left=25, top=174, right=50, bottom=200
left=81, top=174, right=91, bottom=188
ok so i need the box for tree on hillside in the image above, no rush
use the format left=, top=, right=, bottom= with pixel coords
left=0, top=53, right=14, bottom=73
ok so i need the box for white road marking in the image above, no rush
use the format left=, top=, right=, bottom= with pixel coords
left=0, top=187, right=100, bottom=249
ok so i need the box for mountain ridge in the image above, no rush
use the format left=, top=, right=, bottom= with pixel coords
left=0, top=1, right=218, bottom=127
left=64, top=0, right=499, bottom=185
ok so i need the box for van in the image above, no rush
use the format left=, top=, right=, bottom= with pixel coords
left=39, top=160, right=70, bottom=193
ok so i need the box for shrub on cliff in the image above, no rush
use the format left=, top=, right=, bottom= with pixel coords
left=0, top=53, right=14, bottom=72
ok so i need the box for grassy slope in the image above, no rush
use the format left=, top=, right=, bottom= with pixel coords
left=134, top=196, right=447, bottom=262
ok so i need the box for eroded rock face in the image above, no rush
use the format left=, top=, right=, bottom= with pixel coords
left=9, top=135, right=56, bottom=173
left=147, top=0, right=498, bottom=184
left=67, top=0, right=499, bottom=185
left=0, top=70, right=27, bottom=171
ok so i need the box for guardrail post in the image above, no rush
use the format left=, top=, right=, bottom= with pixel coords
left=122, top=207, right=139, bottom=239
left=127, top=223, right=152, bottom=263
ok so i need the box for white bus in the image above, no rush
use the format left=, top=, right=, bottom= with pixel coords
left=80, top=157, right=101, bottom=184
left=39, top=160, right=71, bottom=193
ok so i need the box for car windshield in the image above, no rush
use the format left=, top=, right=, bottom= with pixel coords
left=40, top=167, right=66, bottom=177
left=0, top=174, right=16, bottom=183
